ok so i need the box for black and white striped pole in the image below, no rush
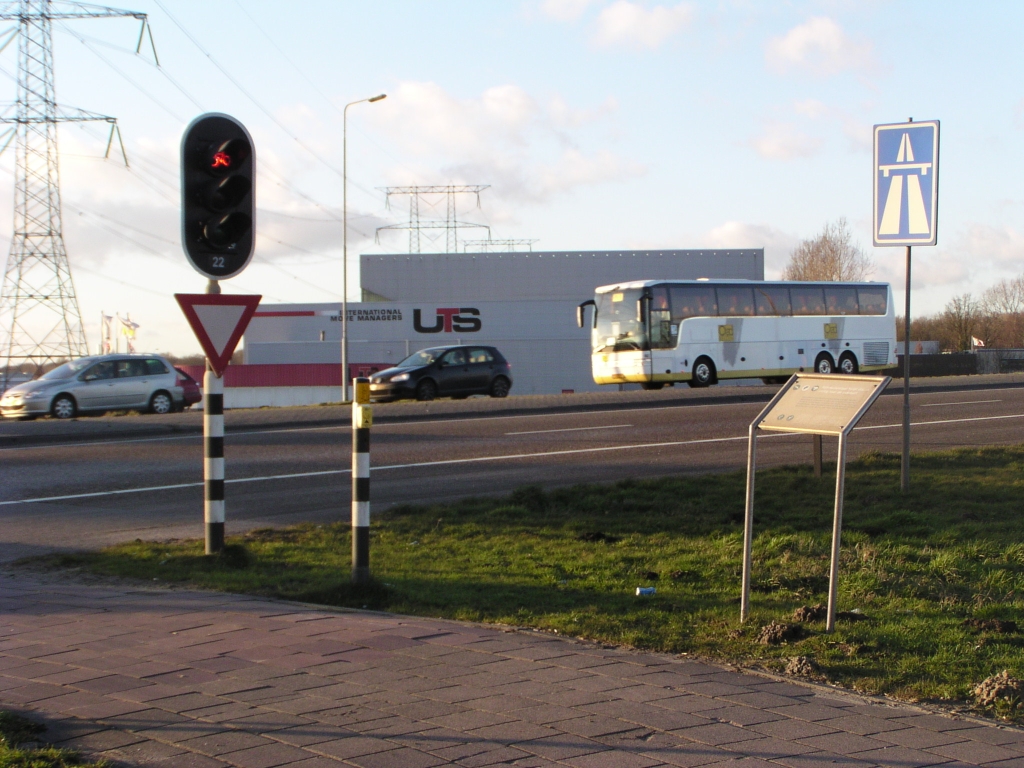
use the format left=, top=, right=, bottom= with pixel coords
left=204, top=367, right=225, bottom=554
left=352, top=377, right=373, bottom=583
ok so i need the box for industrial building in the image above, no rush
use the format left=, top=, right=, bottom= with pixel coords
left=243, top=249, right=764, bottom=396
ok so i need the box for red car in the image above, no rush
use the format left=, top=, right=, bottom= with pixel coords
left=175, top=368, right=202, bottom=410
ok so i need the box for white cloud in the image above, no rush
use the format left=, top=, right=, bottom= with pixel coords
left=749, top=121, right=822, bottom=160
left=794, top=99, right=829, bottom=120
left=593, top=1, right=695, bottom=49
left=369, top=81, right=643, bottom=206
left=541, top=0, right=596, bottom=22
left=548, top=94, right=618, bottom=129
left=952, top=223, right=1024, bottom=271
left=537, top=147, right=645, bottom=195
left=873, top=250, right=968, bottom=292
left=766, top=17, right=874, bottom=77
left=702, top=221, right=801, bottom=278
left=870, top=223, right=1024, bottom=294
left=371, top=82, right=540, bottom=157
left=791, top=99, right=872, bottom=153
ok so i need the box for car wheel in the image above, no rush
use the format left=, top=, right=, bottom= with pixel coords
left=688, top=357, right=715, bottom=388
left=149, top=391, right=173, bottom=415
left=640, top=381, right=665, bottom=390
left=489, top=377, right=510, bottom=398
left=839, top=353, right=858, bottom=375
left=815, top=353, right=835, bottom=375
left=415, top=379, right=437, bottom=401
left=51, top=394, right=77, bottom=419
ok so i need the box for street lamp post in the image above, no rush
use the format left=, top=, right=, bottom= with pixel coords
left=342, top=93, right=386, bottom=402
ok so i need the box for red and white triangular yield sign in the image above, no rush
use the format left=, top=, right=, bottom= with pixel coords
left=175, top=294, right=261, bottom=377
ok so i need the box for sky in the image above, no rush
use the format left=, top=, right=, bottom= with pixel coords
left=1, top=0, right=1022, bottom=356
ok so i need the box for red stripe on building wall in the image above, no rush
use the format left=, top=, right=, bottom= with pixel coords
left=177, top=363, right=392, bottom=387
left=253, top=311, right=316, bottom=317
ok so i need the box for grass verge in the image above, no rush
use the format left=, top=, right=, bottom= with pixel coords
left=31, top=446, right=1024, bottom=720
left=0, top=711, right=108, bottom=767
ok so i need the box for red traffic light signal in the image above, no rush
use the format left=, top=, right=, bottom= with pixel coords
left=181, top=114, right=255, bottom=280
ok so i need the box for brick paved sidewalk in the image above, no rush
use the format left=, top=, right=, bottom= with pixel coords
left=2, top=575, right=1023, bottom=767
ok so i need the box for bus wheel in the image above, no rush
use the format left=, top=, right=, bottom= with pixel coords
left=689, top=357, right=715, bottom=388
left=640, top=381, right=664, bottom=390
left=838, top=353, right=858, bottom=374
left=815, top=353, right=835, bottom=375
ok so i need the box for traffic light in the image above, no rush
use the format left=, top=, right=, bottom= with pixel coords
left=181, top=113, right=255, bottom=280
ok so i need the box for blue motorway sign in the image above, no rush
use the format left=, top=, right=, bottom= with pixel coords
left=873, top=121, right=939, bottom=247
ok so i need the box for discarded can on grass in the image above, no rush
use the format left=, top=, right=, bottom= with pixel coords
left=636, top=587, right=656, bottom=597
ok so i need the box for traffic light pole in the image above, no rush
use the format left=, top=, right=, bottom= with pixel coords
left=204, top=278, right=225, bottom=554
left=179, top=113, right=256, bottom=555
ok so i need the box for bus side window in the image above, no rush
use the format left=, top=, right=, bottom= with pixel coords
left=825, top=286, right=859, bottom=315
left=670, top=285, right=718, bottom=321
left=790, top=286, right=826, bottom=315
left=858, top=287, right=887, bottom=315
left=756, top=286, right=791, bottom=316
left=715, top=285, right=755, bottom=317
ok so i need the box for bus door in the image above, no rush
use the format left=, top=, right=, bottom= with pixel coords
left=647, top=285, right=674, bottom=383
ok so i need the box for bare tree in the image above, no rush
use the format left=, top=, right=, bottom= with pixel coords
left=943, top=293, right=983, bottom=351
left=782, top=218, right=874, bottom=282
left=982, top=275, right=1024, bottom=347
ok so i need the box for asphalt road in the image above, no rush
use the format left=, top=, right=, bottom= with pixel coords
left=2, top=382, right=1023, bottom=561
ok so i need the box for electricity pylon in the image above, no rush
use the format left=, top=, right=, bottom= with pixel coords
left=376, top=185, right=490, bottom=253
left=0, top=0, right=153, bottom=389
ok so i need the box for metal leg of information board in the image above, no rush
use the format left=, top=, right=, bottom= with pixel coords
left=813, top=434, right=822, bottom=478
left=826, top=434, right=849, bottom=632
left=740, top=424, right=757, bottom=624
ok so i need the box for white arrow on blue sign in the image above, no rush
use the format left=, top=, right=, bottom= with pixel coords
left=873, top=121, right=939, bottom=247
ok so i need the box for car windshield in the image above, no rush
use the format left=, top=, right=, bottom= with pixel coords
left=397, top=349, right=443, bottom=367
left=39, top=359, right=92, bottom=380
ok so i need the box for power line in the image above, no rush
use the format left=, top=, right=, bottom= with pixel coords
left=152, top=0, right=382, bottom=203
left=57, top=21, right=185, bottom=123
left=228, top=0, right=418, bottom=181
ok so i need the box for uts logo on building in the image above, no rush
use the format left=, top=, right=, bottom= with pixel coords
left=413, top=307, right=481, bottom=333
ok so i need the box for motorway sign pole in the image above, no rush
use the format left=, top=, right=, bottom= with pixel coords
left=903, top=244, right=912, bottom=492
left=873, top=118, right=939, bottom=493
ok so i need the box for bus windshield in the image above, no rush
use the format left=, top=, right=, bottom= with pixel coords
left=594, top=288, right=647, bottom=353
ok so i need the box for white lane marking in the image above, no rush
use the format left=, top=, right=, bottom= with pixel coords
left=3, top=411, right=1023, bottom=507
left=855, top=412, right=1024, bottom=430
left=919, top=399, right=1000, bottom=408
left=506, top=424, right=632, bottom=436
left=5, top=385, right=1024, bottom=452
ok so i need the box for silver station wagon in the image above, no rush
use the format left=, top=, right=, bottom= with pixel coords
left=0, top=354, right=189, bottom=419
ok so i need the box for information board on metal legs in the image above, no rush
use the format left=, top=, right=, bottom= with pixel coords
left=757, top=375, right=890, bottom=436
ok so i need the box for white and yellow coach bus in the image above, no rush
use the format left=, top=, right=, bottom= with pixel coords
left=577, top=279, right=897, bottom=388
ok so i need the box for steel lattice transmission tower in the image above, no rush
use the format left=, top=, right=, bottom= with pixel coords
left=0, top=0, right=152, bottom=388
left=376, top=185, right=490, bottom=253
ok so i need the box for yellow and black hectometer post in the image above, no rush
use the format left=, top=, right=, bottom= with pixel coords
left=351, top=377, right=373, bottom=583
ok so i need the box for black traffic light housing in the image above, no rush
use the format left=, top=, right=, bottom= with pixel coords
left=181, top=113, right=255, bottom=280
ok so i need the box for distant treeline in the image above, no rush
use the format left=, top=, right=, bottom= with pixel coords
left=898, top=274, right=1024, bottom=352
